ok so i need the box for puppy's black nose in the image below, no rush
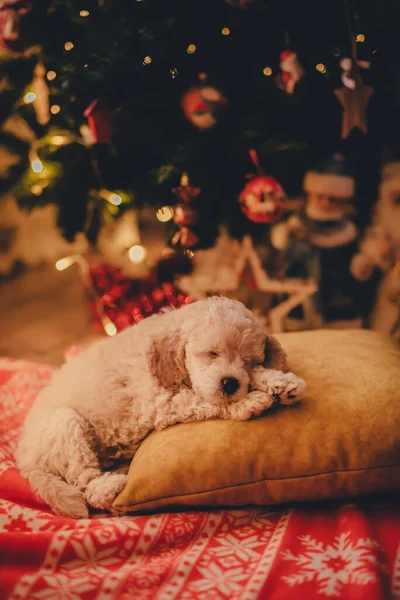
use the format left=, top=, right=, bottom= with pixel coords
left=222, top=377, right=240, bottom=396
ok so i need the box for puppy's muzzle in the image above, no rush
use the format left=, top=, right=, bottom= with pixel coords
left=221, top=377, right=240, bottom=396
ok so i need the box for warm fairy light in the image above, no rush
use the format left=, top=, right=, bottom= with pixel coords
left=51, top=135, right=68, bottom=145
left=51, top=105, right=61, bottom=114
left=55, top=256, right=74, bottom=271
left=24, top=92, right=36, bottom=103
left=316, top=63, right=326, bottom=73
left=64, top=41, right=74, bottom=51
left=187, top=44, right=196, bottom=54
left=263, top=66, right=272, bottom=76
left=157, top=206, right=174, bottom=222
left=221, top=27, right=230, bottom=36
left=356, top=34, right=365, bottom=42
left=109, top=193, right=122, bottom=206
left=46, top=70, right=57, bottom=81
left=102, top=317, right=117, bottom=337
left=30, top=184, right=43, bottom=196
left=31, top=159, right=43, bottom=173
left=128, top=245, right=146, bottom=263
left=170, top=67, right=179, bottom=78
left=143, top=56, right=152, bottom=65
left=181, top=173, right=189, bottom=186
left=79, top=9, right=90, bottom=17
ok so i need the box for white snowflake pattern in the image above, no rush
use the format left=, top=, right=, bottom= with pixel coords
left=282, top=532, right=383, bottom=597
left=190, top=562, right=248, bottom=596
left=31, top=573, right=97, bottom=599
left=210, top=533, right=265, bottom=561
left=61, top=534, right=125, bottom=573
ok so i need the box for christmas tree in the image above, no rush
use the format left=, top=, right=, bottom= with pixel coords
left=1, top=0, right=400, bottom=332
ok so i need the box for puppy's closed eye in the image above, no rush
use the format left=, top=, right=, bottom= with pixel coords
left=208, top=351, right=219, bottom=358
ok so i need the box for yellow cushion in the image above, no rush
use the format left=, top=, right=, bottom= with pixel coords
left=113, top=329, right=400, bottom=514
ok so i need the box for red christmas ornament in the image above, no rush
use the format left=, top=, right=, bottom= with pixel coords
left=173, top=204, right=197, bottom=227
left=83, top=99, right=114, bottom=144
left=170, top=172, right=201, bottom=248
left=171, top=226, right=199, bottom=248
left=239, top=149, right=286, bottom=224
left=0, top=0, right=32, bottom=53
left=181, top=84, right=227, bottom=130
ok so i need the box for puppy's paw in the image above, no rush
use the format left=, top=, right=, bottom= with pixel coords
left=256, top=371, right=306, bottom=405
left=85, top=473, right=128, bottom=510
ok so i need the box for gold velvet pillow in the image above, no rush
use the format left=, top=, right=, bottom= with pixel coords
left=113, top=329, right=400, bottom=514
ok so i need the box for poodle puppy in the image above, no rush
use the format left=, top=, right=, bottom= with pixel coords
left=17, top=296, right=306, bottom=519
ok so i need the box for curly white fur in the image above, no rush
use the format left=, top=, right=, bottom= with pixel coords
left=17, top=296, right=306, bottom=518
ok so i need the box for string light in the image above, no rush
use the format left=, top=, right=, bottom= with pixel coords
left=221, top=27, right=230, bottom=36
left=316, top=63, right=326, bottom=73
left=356, top=34, right=365, bottom=42
left=143, top=56, right=152, bottom=65
left=50, top=105, right=61, bottom=114
left=156, top=206, right=174, bottom=222
left=46, top=70, right=57, bottom=81
left=187, top=44, right=196, bottom=54
left=55, top=256, right=75, bottom=271
left=31, top=159, right=43, bottom=173
left=51, top=135, right=68, bottom=145
left=128, top=245, right=146, bottom=263
left=102, top=316, right=118, bottom=337
left=30, top=184, right=43, bottom=196
left=170, top=67, right=179, bottom=78
left=109, top=193, right=122, bottom=206
left=79, top=9, right=90, bottom=17
left=263, top=66, right=272, bottom=76
left=24, top=92, right=37, bottom=103
left=64, top=41, right=74, bottom=51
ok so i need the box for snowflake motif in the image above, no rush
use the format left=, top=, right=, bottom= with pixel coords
left=61, top=534, right=125, bottom=573
left=190, top=562, right=248, bottom=596
left=31, top=573, right=97, bottom=599
left=210, top=533, right=265, bottom=561
left=282, top=532, right=383, bottom=597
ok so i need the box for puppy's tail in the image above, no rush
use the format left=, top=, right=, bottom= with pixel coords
left=22, top=468, right=89, bottom=519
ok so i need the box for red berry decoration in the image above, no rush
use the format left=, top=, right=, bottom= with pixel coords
left=87, top=262, right=194, bottom=335
left=239, top=149, right=286, bottom=224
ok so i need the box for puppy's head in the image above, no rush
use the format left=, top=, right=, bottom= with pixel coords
left=148, top=297, right=286, bottom=405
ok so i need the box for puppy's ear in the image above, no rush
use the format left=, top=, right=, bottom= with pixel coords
left=263, top=335, right=287, bottom=372
left=147, top=331, right=188, bottom=389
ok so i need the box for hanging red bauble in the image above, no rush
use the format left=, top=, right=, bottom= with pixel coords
left=173, top=204, right=198, bottom=227
left=239, top=149, right=286, bottom=224
left=240, top=176, right=286, bottom=223
left=0, top=0, right=32, bottom=53
left=83, top=99, right=114, bottom=144
left=171, top=226, right=199, bottom=248
left=181, top=84, right=227, bottom=130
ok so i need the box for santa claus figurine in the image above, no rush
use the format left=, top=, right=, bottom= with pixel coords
left=351, top=162, right=400, bottom=335
left=272, top=154, right=360, bottom=324
left=277, top=50, right=304, bottom=95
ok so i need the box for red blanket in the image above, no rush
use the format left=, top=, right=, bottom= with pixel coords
left=1, top=357, right=400, bottom=600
